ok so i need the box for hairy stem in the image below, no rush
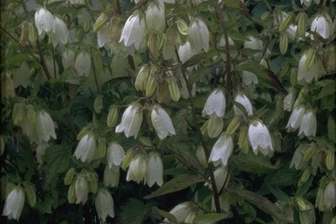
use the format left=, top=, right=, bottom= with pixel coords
left=174, top=49, right=222, bottom=215
left=215, top=0, right=232, bottom=103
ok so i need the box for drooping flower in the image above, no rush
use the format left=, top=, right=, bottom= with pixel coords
left=324, top=181, right=336, bottom=210
left=35, top=110, right=57, bottom=142
left=34, top=8, right=55, bottom=35
left=283, top=88, right=296, bottom=112
left=202, top=89, right=226, bottom=117
left=151, top=105, right=176, bottom=140
left=286, top=106, right=306, bottom=132
left=75, top=175, right=89, bottom=204
left=300, top=0, right=320, bottom=6
left=145, top=152, right=163, bottom=187
left=244, top=36, right=268, bottom=60
left=248, top=120, right=273, bottom=156
left=233, top=94, right=253, bottom=116
left=145, top=1, right=165, bottom=33
left=298, top=110, right=317, bottom=138
left=188, top=17, right=209, bottom=52
left=290, top=144, right=309, bottom=170
left=119, top=12, right=146, bottom=49
left=297, top=52, right=324, bottom=84
left=97, top=23, right=109, bottom=48
left=36, top=141, right=50, bottom=164
left=178, top=41, right=195, bottom=63
left=50, top=16, right=69, bottom=47
left=242, top=70, right=258, bottom=85
left=218, top=35, right=237, bottom=61
left=62, top=49, right=75, bottom=69
left=205, top=166, right=229, bottom=191
left=104, top=165, right=120, bottom=187
left=166, top=202, right=196, bottom=223
left=95, top=189, right=115, bottom=221
left=73, top=133, right=98, bottom=163
left=2, top=187, right=25, bottom=221
left=75, top=51, right=91, bottom=77
left=107, top=142, right=125, bottom=168
left=126, top=153, right=147, bottom=183
left=116, top=102, right=143, bottom=139
left=209, top=133, right=233, bottom=166
left=311, top=14, right=334, bottom=39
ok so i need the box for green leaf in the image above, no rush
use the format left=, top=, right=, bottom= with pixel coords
left=152, top=206, right=177, bottom=223
left=43, top=145, right=72, bottom=180
left=328, top=116, right=336, bottom=143
left=232, top=152, right=279, bottom=174
left=236, top=60, right=288, bottom=95
left=193, top=213, right=229, bottom=223
left=144, top=174, right=205, bottom=199
left=120, top=199, right=151, bottom=224
left=265, top=181, right=289, bottom=201
left=227, top=188, right=294, bottom=223
left=264, top=167, right=299, bottom=187
left=316, top=80, right=336, bottom=100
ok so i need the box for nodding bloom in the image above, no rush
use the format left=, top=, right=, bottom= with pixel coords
left=35, top=110, right=57, bottom=142
left=248, top=120, right=273, bottom=157
left=145, top=1, right=165, bottom=33
left=119, top=12, right=146, bottom=50
left=298, top=110, right=317, bottom=138
left=75, top=175, right=89, bottom=204
left=188, top=17, right=209, bottom=53
left=202, top=89, right=226, bottom=118
left=151, top=105, right=176, bottom=140
left=311, top=14, right=334, bottom=39
left=145, top=152, right=163, bottom=187
left=35, top=8, right=55, bottom=35
left=115, top=102, right=143, bottom=139
left=107, top=142, right=125, bottom=168
left=297, top=52, right=324, bottom=85
left=74, top=133, right=98, bottom=163
left=233, top=94, right=253, bottom=116
left=209, top=133, right=233, bottom=166
left=126, top=153, right=147, bottom=183
left=75, top=51, right=91, bottom=77
left=286, top=106, right=306, bottom=132
left=95, top=189, right=115, bottom=221
left=2, top=187, right=25, bottom=221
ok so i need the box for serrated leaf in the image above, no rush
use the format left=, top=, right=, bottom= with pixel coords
left=193, top=213, right=229, bottom=223
left=43, top=145, right=72, bottom=180
left=316, top=80, right=336, bottom=100
left=232, top=152, right=279, bottom=174
left=227, top=188, right=294, bottom=223
left=120, top=199, right=151, bottom=224
left=144, top=174, right=205, bottom=199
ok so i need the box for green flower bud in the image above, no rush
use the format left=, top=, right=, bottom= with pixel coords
left=303, top=143, right=316, bottom=162
left=260, top=11, right=270, bottom=21
left=238, top=126, right=249, bottom=154
left=77, top=126, right=90, bottom=141
left=279, top=12, right=294, bottom=33
left=323, top=44, right=336, bottom=73
left=176, top=18, right=188, bottom=36
left=299, top=210, right=308, bottom=224
left=28, top=23, right=38, bottom=43
left=26, top=104, right=36, bottom=123
left=290, top=68, right=297, bottom=87
left=64, top=168, right=77, bottom=185
left=226, top=116, right=242, bottom=135
left=107, top=105, right=118, bottom=128
left=305, top=49, right=316, bottom=71
left=23, top=183, right=36, bottom=207
left=83, top=18, right=91, bottom=32
left=145, top=75, right=157, bottom=97
left=135, top=64, right=150, bottom=91
left=93, top=51, right=103, bottom=73
left=167, top=78, right=180, bottom=102
left=297, top=12, right=308, bottom=36
left=98, top=138, right=106, bottom=158
left=12, top=102, right=26, bottom=126
left=19, top=22, right=29, bottom=46
left=88, top=172, right=98, bottom=194
left=325, top=150, right=335, bottom=170
left=67, top=183, right=75, bottom=203
left=298, top=167, right=311, bottom=186
left=94, top=94, right=104, bottom=114
left=121, top=148, right=136, bottom=170
left=296, top=197, right=306, bottom=211
left=279, top=32, right=288, bottom=55
left=93, top=13, right=109, bottom=33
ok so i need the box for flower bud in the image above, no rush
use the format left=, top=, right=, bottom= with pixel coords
left=28, top=23, right=38, bottom=43
left=107, top=105, right=118, bottom=128
left=303, top=143, right=316, bottom=162
left=196, top=146, right=207, bottom=168
left=238, top=126, right=249, bottom=154
left=207, top=115, right=223, bottom=138
left=279, top=12, right=294, bottom=33
left=93, top=51, right=103, bottom=72
left=147, top=33, right=163, bottom=58
left=12, top=102, right=26, bottom=126
left=176, top=18, right=188, bottom=36
left=135, top=64, right=150, bottom=91
left=296, top=12, right=308, bottom=36
left=64, top=168, right=77, bottom=185
left=296, top=197, right=307, bottom=211
left=279, top=32, right=288, bottom=55
left=95, top=189, right=115, bottom=221
left=98, top=138, right=106, bottom=158
left=23, top=183, right=36, bottom=207
left=325, top=150, right=335, bottom=170
left=75, top=51, right=91, bottom=77
left=324, top=181, right=336, bottom=210
left=19, top=22, right=29, bottom=46
left=167, top=77, right=181, bottom=102
left=226, top=116, right=242, bottom=135
left=298, top=167, right=311, bottom=186
left=94, top=94, right=104, bottom=114
left=93, top=13, right=109, bottom=33
left=145, top=74, right=158, bottom=97
left=2, top=187, right=25, bottom=220
left=26, top=104, right=36, bottom=123
left=108, top=18, right=122, bottom=44
left=1, top=73, right=15, bottom=99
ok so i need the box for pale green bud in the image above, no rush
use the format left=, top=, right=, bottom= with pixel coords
left=28, top=23, right=38, bottom=43
left=94, top=94, right=104, bottom=114
left=23, top=183, right=36, bottom=207
left=93, top=13, right=109, bottom=33
left=107, top=105, right=118, bottom=128
left=145, top=75, right=157, bottom=97
left=64, top=168, right=77, bottom=185
left=325, top=150, right=335, bottom=170
left=279, top=32, right=288, bottom=55
left=26, top=104, right=36, bottom=123
left=279, top=12, right=294, bottom=33
left=19, top=22, right=29, bottom=45
left=135, top=64, right=150, bottom=91
left=239, top=127, right=249, bottom=154
left=98, top=138, right=106, bottom=158
left=67, top=183, right=75, bottom=203
left=167, top=77, right=180, bottom=102
left=296, top=12, right=308, bottom=36
left=176, top=18, right=188, bottom=36
left=226, top=116, right=242, bottom=135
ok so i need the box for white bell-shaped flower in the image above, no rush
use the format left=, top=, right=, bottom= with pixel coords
left=297, top=52, right=323, bottom=85
left=202, top=89, right=226, bottom=117
left=283, top=88, right=295, bottom=112
left=300, top=0, right=320, bottom=6
left=97, top=23, right=109, bottom=48
left=35, top=110, right=57, bottom=142
left=35, top=8, right=55, bottom=35
left=188, top=17, right=209, bottom=52
left=244, top=36, right=264, bottom=60
left=126, top=153, right=147, bottom=183
left=242, top=70, right=258, bottom=85
left=107, top=142, right=125, bottom=168
left=324, top=181, right=336, bottom=210
left=233, top=94, right=253, bottom=116
left=73, top=133, right=98, bottom=163
left=115, top=102, right=143, bottom=139
left=119, top=12, right=146, bottom=49
left=75, top=51, right=91, bottom=77
left=311, top=14, right=334, bottom=39
left=95, top=189, right=115, bottom=221
left=145, top=1, right=165, bottom=33
left=50, top=16, right=69, bottom=47
left=166, top=202, right=195, bottom=223
left=145, top=152, right=163, bottom=187
left=209, top=133, right=233, bottom=166
left=104, top=165, right=120, bottom=187
left=178, top=41, right=195, bottom=63
left=248, top=120, right=273, bottom=156
left=2, top=187, right=25, bottom=221
left=205, top=166, right=229, bottom=191
left=62, top=49, right=75, bottom=69
left=75, top=175, right=89, bottom=204
left=151, top=105, right=176, bottom=140
left=36, top=141, right=49, bottom=164
left=298, top=110, right=317, bottom=138
left=286, top=106, right=306, bottom=132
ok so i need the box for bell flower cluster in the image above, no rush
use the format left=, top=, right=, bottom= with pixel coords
left=35, top=8, right=69, bottom=47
